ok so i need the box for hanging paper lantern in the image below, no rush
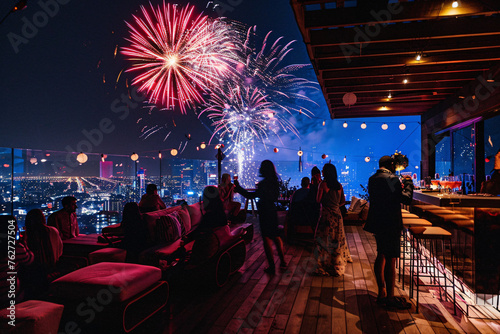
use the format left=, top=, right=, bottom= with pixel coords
left=342, top=92, right=357, bottom=107
left=381, top=123, right=388, bottom=130
left=343, top=122, right=348, bottom=128
left=200, top=143, right=206, bottom=149
left=365, top=157, right=371, bottom=162
left=77, top=152, right=88, bottom=164
left=399, top=123, right=406, bottom=130
left=130, top=153, right=139, bottom=161
left=170, top=149, right=178, bottom=156
left=361, top=122, right=367, bottom=129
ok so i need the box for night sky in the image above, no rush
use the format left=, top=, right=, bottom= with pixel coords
left=0, top=0, right=421, bottom=173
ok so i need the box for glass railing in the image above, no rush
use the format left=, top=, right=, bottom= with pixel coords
left=1, top=146, right=380, bottom=234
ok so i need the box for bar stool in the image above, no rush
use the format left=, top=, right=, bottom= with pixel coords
left=409, top=226, right=456, bottom=314
left=411, top=204, right=439, bottom=216
left=402, top=212, right=419, bottom=219
left=399, top=218, right=432, bottom=289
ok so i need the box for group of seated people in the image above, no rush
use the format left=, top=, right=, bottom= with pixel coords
left=122, top=182, right=242, bottom=262
left=0, top=181, right=245, bottom=310
left=0, top=196, right=79, bottom=309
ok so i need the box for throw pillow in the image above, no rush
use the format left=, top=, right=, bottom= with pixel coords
left=155, top=214, right=181, bottom=243
left=172, top=208, right=191, bottom=236
left=187, top=202, right=203, bottom=230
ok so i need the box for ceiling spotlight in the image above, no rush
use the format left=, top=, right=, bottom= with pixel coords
left=452, top=1, right=459, bottom=8
left=343, top=121, right=348, bottom=128
left=381, top=123, right=388, bottom=130
left=399, top=123, right=407, bottom=130
left=416, top=54, right=421, bottom=61
left=403, top=78, right=408, bottom=84
left=360, top=122, right=367, bottom=129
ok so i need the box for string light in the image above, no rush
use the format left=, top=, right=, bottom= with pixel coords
left=343, top=122, right=348, bottom=128
left=416, top=54, right=421, bottom=61
left=274, top=148, right=279, bottom=153
left=399, top=123, right=407, bottom=130
left=360, top=122, right=367, bottom=129
left=381, top=123, right=388, bottom=130
left=365, top=157, right=371, bottom=162
left=343, top=156, right=347, bottom=162
left=403, top=78, right=408, bottom=84
left=322, top=120, right=326, bottom=126
left=200, top=142, right=206, bottom=149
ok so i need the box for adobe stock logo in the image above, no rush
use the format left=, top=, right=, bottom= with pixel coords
left=6, top=0, right=71, bottom=54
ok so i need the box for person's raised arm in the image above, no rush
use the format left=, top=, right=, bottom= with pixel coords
left=234, top=180, right=258, bottom=199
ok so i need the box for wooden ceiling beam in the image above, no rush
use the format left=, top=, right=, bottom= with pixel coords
left=308, top=16, right=500, bottom=46
left=317, top=48, right=500, bottom=71
left=326, top=86, right=459, bottom=95
left=303, top=1, right=500, bottom=29
left=324, top=79, right=471, bottom=94
left=313, top=35, right=500, bottom=60
left=323, top=72, right=477, bottom=87
left=321, top=64, right=489, bottom=80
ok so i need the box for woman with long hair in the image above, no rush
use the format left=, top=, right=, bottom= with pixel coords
left=25, top=209, right=63, bottom=269
left=219, top=173, right=241, bottom=219
left=314, top=163, right=352, bottom=276
left=235, top=160, right=286, bottom=274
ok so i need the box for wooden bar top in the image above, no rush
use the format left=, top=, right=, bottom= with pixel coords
left=413, top=190, right=500, bottom=208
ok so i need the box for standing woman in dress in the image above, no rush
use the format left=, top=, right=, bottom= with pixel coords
left=315, top=163, right=352, bottom=276
left=234, top=160, right=286, bottom=274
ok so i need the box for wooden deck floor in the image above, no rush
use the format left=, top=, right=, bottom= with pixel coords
left=158, top=217, right=500, bottom=334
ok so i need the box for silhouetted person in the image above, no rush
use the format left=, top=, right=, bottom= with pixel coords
left=306, top=166, right=322, bottom=226
left=0, top=216, right=34, bottom=308
left=25, top=209, right=63, bottom=269
left=364, top=156, right=413, bottom=309
left=48, top=196, right=79, bottom=240
left=121, top=202, right=148, bottom=263
left=235, top=160, right=286, bottom=274
left=314, top=163, right=352, bottom=276
left=290, top=177, right=310, bottom=206
left=480, top=171, right=500, bottom=196
left=139, top=184, right=166, bottom=213
left=219, top=173, right=241, bottom=219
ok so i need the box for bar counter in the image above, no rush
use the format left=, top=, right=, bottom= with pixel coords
left=413, top=190, right=500, bottom=208
left=411, top=191, right=500, bottom=295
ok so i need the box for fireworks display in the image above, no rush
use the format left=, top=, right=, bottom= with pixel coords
left=122, top=2, right=237, bottom=113
left=122, top=2, right=318, bottom=172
